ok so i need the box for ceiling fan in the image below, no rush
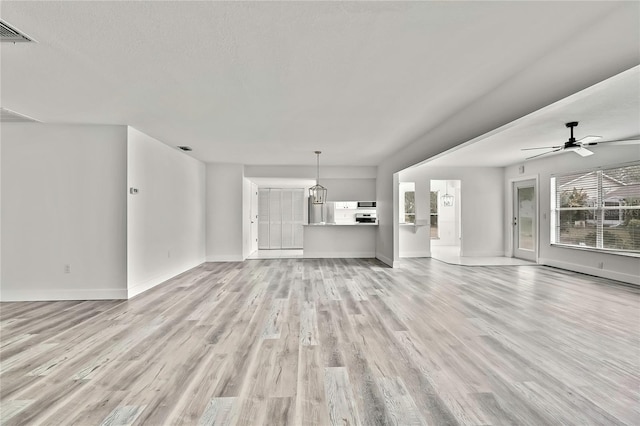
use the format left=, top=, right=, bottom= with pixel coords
left=522, top=121, right=640, bottom=160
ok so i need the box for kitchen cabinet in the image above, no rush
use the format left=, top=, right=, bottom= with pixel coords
left=334, top=201, right=358, bottom=210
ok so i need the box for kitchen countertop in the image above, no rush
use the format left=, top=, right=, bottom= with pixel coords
left=304, top=222, right=378, bottom=226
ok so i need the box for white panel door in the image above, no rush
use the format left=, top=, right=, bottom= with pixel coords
left=258, top=188, right=304, bottom=250
left=258, top=189, right=270, bottom=249
left=281, top=189, right=294, bottom=248
left=269, top=189, right=282, bottom=249
left=293, top=189, right=304, bottom=248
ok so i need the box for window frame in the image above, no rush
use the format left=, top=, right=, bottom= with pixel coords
left=399, top=182, right=416, bottom=225
left=404, top=190, right=416, bottom=224
left=550, top=162, right=640, bottom=257
left=430, top=190, right=439, bottom=239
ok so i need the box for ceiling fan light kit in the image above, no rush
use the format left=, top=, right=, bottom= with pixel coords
left=523, top=121, right=640, bottom=160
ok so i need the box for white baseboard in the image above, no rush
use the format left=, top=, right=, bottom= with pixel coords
left=376, top=253, right=400, bottom=268
left=399, top=251, right=430, bottom=258
left=0, top=287, right=128, bottom=302
left=304, top=251, right=375, bottom=259
left=461, top=250, right=505, bottom=257
left=128, top=260, right=204, bottom=298
left=206, top=255, right=244, bottom=262
left=539, top=257, right=640, bottom=286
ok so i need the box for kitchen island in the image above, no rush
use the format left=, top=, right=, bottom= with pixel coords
left=303, top=223, right=377, bottom=258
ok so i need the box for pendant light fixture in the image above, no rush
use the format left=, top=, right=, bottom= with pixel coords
left=309, top=151, right=327, bottom=204
left=441, top=181, right=454, bottom=207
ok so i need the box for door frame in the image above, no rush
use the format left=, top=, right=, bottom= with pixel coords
left=509, top=176, right=539, bottom=262
left=250, top=182, right=258, bottom=255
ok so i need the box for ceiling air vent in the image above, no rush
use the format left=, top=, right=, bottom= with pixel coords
left=1, top=107, right=39, bottom=123
left=0, top=20, right=34, bottom=43
left=178, top=146, right=193, bottom=151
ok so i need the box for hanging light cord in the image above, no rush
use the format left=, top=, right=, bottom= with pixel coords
left=315, top=151, right=321, bottom=184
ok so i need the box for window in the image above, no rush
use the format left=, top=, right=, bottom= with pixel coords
left=399, top=182, right=415, bottom=224
left=404, top=191, right=415, bottom=224
left=550, top=163, right=640, bottom=254
left=430, top=191, right=439, bottom=238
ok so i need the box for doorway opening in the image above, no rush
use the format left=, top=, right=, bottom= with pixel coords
left=245, top=178, right=315, bottom=260
left=430, top=179, right=462, bottom=262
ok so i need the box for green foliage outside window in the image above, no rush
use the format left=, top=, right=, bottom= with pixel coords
left=404, top=191, right=415, bottom=224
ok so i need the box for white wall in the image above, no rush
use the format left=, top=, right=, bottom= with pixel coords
left=245, top=165, right=376, bottom=180
left=505, top=146, right=640, bottom=285
left=399, top=167, right=504, bottom=258
left=0, top=130, right=2, bottom=290
left=1, top=124, right=128, bottom=301
left=322, top=178, right=376, bottom=201
left=127, top=128, right=206, bottom=298
left=206, top=163, right=244, bottom=261
left=245, top=165, right=377, bottom=201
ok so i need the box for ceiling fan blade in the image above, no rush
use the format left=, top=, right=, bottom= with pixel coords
left=573, top=147, right=594, bottom=157
left=577, top=135, right=602, bottom=146
left=521, top=146, right=562, bottom=151
left=526, top=148, right=562, bottom=160
left=593, top=136, right=640, bottom=146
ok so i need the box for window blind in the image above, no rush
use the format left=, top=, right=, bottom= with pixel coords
left=551, top=162, right=640, bottom=253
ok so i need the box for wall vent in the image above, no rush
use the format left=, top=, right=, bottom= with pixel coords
left=178, top=146, right=193, bottom=151
left=0, top=20, right=34, bottom=43
left=1, top=107, right=39, bottom=123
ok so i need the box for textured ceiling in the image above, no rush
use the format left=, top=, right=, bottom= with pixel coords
left=1, top=1, right=639, bottom=166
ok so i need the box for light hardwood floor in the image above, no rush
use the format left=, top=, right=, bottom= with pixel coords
left=1, top=259, right=638, bottom=425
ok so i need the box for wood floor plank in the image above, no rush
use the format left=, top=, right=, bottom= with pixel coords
left=0, top=258, right=637, bottom=425
left=197, top=397, right=236, bottom=426
left=99, top=404, right=146, bottom=426
left=0, top=333, right=34, bottom=350
left=266, top=396, right=294, bottom=425
left=294, top=346, right=330, bottom=426
left=345, top=278, right=368, bottom=301
left=376, top=376, right=426, bottom=426
left=0, top=342, right=58, bottom=374
left=324, top=278, right=341, bottom=301
left=270, top=294, right=300, bottom=398
left=261, top=298, right=287, bottom=340
left=167, top=353, right=230, bottom=424
left=0, top=399, right=32, bottom=425
left=324, top=367, right=362, bottom=426
left=299, top=301, right=319, bottom=346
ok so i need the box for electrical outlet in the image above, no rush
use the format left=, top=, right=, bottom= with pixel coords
left=64, top=264, right=71, bottom=274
